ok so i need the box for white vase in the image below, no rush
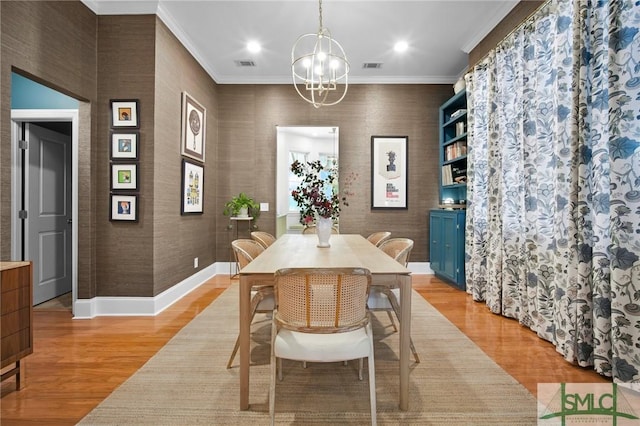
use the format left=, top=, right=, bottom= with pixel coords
left=316, top=217, right=332, bottom=248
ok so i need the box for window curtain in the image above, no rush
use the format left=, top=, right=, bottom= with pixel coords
left=465, top=0, right=640, bottom=381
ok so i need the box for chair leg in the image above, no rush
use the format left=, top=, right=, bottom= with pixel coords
left=269, top=323, right=277, bottom=426
left=367, top=323, right=377, bottom=426
left=385, top=309, right=398, bottom=332
left=358, top=358, right=363, bottom=380
left=226, top=336, right=241, bottom=369
left=386, top=288, right=420, bottom=363
left=227, top=292, right=264, bottom=369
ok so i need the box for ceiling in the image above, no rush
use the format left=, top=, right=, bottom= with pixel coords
left=81, top=0, right=518, bottom=85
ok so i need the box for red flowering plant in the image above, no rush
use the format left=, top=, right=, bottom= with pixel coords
left=290, top=159, right=341, bottom=225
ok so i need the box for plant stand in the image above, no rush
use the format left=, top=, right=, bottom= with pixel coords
left=229, top=216, right=253, bottom=277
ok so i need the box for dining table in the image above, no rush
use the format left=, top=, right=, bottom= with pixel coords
left=238, top=233, right=412, bottom=411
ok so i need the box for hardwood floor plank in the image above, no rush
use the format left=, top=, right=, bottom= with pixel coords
left=0, top=274, right=609, bottom=424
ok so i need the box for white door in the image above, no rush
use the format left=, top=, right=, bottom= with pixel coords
left=25, top=123, right=72, bottom=305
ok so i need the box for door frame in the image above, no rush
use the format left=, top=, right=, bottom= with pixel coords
left=11, top=109, right=79, bottom=315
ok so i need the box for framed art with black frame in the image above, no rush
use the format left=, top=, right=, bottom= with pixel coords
left=181, top=92, right=206, bottom=163
left=181, top=159, right=204, bottom=215
left=110, top=131, right=139, bottom=160
left=111, top=163, right=138, bottom=191
left=371, top=135, right=408, bottom=209
left=111, top=99, right=139, bottom=128
left=110, top=194, right=138, bottom=222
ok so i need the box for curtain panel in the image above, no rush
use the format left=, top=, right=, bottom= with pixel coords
left=465, top=0, right=640, bottom=381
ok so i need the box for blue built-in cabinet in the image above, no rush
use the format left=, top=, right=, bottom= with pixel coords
left=430, top=89, right=468, bottom=290
left=430, top=209, right=466, bottom=289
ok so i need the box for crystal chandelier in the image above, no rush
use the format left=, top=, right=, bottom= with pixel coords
left=291, top=0, right=349, bottom=108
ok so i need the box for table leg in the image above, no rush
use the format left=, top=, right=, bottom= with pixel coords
left=398, top=274, right=411, bottom=411
left=239, top=275, right=251, bottom=410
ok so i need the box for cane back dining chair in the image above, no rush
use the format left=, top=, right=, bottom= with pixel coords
left=227, top=239, right=275, bottom=369
left=302, top=224, right=340, bottom=234
left=269, top=267, right=377, bottom=426
left=367, top=237, right=420, bottom=363
left=250, top=231, right=277, bottom=249
left=366, top=231, right=392, bottom=247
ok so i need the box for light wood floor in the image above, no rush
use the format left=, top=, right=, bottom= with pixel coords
left=1, top=274, right=609, bottom=425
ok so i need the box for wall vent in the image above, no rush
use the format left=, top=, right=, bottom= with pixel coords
left=362, top=62, right=383, bottom=69
left=235, top=60, right=256, bottom=67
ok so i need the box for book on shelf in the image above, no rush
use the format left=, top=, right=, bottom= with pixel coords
left=450, top=109, right=467, bottom=120
left=442, top=164, right=467, bottom=186
left=444, top=140, right=468, bottom=161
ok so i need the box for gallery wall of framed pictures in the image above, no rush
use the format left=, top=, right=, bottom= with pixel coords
left=109, top=99, right=140, bottom=222
left=180, top=92, right=205, bottom=215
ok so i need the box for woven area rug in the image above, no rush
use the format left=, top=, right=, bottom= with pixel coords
left=78, top=284, right=537, bottom=425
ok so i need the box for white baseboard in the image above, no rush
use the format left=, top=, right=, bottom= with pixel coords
left=72, top=261, right=432, bottom=318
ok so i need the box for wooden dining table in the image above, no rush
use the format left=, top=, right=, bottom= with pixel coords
left=238, top=233, right=412, bottom=411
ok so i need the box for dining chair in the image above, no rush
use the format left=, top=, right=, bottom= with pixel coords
left=366, top=231, right=392, bottom=247
left=250, top=231, right=276, bottom=249
left=269, top=267, right=376, bottom=426
left=227, top=239, right=275, bottom=369
left=302, top=224, right=340, bottom=234
left=367, top=238, right=420, bottom=363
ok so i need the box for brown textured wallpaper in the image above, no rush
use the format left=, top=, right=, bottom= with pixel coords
left=216, top=84, right=453, bottom=263
left=95, top=15, right=156, bottom=297
left=0, top=0, right=98, bottom=298
left=1, top=0, right=541, bottom=302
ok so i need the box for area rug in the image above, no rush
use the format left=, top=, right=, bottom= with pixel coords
left=78, top=284, right=537, bottom=425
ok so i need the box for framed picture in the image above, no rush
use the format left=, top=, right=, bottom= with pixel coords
left=111, top=163, right=138, bottom=190
left=181, top=159, right=204, bottom=214
left=371, top=136, right=408, bottom=209
left=110, top=194, right=138, bottom=221
left=181, top=92, right=206, bottom=163
left=110, top=131, right=139, bottom=160
left=111, top=99, right=139, bottom=128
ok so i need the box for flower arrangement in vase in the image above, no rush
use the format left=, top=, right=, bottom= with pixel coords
left=290, top=160, right=340, bottom=226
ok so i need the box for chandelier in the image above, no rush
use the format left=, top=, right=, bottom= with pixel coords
left=291, top=0, right=349, bottom=108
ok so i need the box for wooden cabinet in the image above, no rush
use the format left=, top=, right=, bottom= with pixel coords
left=1, top=261, right=33, bottom=390
left=430, top=210, right=466, bottom=290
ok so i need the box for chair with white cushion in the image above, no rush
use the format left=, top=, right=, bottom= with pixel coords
left=367, top=238, right=420, bottom=363
left=269, top=267, right=376, bottom=426
left=227, top=239, right=275, bottom=369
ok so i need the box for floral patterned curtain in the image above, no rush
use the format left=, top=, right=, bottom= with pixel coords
left=465, top=0, right=640, bottom=382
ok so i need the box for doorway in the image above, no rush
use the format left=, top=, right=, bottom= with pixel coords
left=275, top=126, right=339, bottom=236
left=11, top=110, right=79, bottom=313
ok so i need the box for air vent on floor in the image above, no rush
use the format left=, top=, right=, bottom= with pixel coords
left=235, top=60, right=256, bottom=67
left=362, top=62, right=383, bottom=69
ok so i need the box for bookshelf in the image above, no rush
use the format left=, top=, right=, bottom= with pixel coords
left=430, top=89, right=467, bottom=289
left=438, top=89, right=467, bottom=204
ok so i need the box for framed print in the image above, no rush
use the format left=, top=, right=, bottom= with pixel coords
left=110, top=131, right=139, bottom=160
left=181, top=92, right=206, bottom=163
left=181, top=159, right=204, bottom=214
left=111, top=99, right=139, bottom=128
left=371, top=136, right=408, bottom=209
left=110, top=194, right=138, bottom=221
left=111, top=163, right=138, bottom=190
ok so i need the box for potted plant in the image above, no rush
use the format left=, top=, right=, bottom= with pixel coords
left=223, top=192, right=260, bottom=219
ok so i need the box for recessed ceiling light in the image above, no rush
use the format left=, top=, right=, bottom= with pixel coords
left=394, top=41, right=408, bottom=53
left=247, top=41, right=261, bottom=53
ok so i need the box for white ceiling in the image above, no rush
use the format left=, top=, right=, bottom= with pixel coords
left=81, top=0, right=518, bottom=85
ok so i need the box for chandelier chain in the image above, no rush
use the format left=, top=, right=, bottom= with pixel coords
left=318, top=0, right=323, bottom=30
